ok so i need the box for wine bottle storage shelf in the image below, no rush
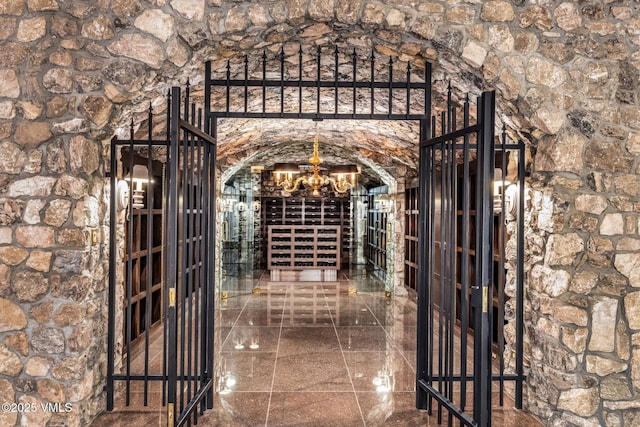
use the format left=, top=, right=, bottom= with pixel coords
left=267, top=225, right=341, bottom=270
left=121, top=153, right=165, bottom=348
left=427, top=155, right=509, bottom=345
left=262, top=197, right=352, bottom=267
left=404, top=185, right=419, bottom=291
left=365, top=191, right=388, bottom=282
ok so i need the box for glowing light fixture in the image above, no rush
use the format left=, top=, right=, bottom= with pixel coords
left=493, top=168, right=511, bottom=212
left=129, top=164, right=150, bottom=209
left=117, top=164, right=150, bottom=211
left=375, top=193, right=393, bottom=212
left=273, top=134, right=359, bottom=196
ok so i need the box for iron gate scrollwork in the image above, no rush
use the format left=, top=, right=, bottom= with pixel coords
left=416, top=88, right=525, bottom=426
left=108, top=85, right=216, bottom=427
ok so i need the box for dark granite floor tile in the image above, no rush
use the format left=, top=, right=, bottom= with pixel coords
left=219, top=351, right=277, bottom=392
left=267, top=392, right=364, bottom=427
left=91, top=410, right=165, bottom=427
left=356, top=391, right=431, bottom=426
left=335, top=326, right=389, bottom=352
left=272, top=352, right=352, bottom=392
left=401, top=351, right=417, bottom=374
left=243, top=293, right=275, bottom=309
left=235, top=308, right=279, bottom=327
left=221, top=326, right=281, bottom=352
left=332, top=309, right=381, bottom=327
left=219, top=308, right=244, bottom=327
left=220, top=294, right=252, bottom=309
left=343, top=351, right=415, bottom=393
left=97, top=271, right=543, bottom=427
left=200, top=392, right=270, bottom=426
left=277, top=327, right=340, bottom=356
left=390, top=326, right=417, bottom=352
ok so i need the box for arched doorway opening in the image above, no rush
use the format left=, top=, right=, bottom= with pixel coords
left=105, top=45, right=529, bottom=426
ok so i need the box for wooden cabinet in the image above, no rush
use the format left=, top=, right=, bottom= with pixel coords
left=404, top=184, right=419, bottom=291
left=453, top=210, right=508, bottom=343
left=267, top=225, right=341, bottom=270
left=262, top=197, right=352, bottom=268
left=121, top=155, right=164, bottom=346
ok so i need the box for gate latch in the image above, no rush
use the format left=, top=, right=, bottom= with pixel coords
left=482, top=286, right=489, bottom=313
left=169, top=288, right=176, bottom=307
left=168, top=403, right=175, bottom=426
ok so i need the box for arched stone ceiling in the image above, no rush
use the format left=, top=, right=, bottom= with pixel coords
left=117, top=19, right=523, bottom=190
left=215, top=118, right=419, bottom=181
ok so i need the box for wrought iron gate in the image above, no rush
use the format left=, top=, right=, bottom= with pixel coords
left=107, top=86, right=216, bottom=427
left=107, top=46, right=524, bottom=426
left=416, top=88, right=525, bottom=426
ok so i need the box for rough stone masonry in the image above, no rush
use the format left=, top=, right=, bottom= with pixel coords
left=1, top=0, right=640, bottom=426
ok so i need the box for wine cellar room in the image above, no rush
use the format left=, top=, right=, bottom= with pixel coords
left=217, top=146, right=398, bottom=294
left=7, top=0, right=640, bottom=425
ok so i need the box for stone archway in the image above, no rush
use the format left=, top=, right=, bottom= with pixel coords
left=2, top=1, right=639, bottom=426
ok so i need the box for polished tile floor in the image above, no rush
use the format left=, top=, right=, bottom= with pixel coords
left=93, top=270, right=542, bottom=426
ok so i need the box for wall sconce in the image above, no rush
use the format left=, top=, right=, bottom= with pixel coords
left=116, top=164, right=150, bottom=211
left=503, top=184, right=518, bottom=220
left=494, top=168, right=531, bottom=220
left=375, top=193, right=393, bottom=213
left=502, top=183, right=531, bottom=221
left=493, top=168, right=511, bottom=213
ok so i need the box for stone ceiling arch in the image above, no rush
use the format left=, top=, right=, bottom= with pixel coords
left=217, top=119, right=404, bottom=189
left=100, top=1, right=552, bottom=185
left=215, top=118, right=419, bottom=188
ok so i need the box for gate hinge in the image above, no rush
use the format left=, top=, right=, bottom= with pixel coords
left=168, top=403, right=175, bottom=426
left=169, top=288, right=176, bottom=307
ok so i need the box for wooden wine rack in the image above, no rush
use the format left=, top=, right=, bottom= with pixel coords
left=267, top=225, right=341, bottom=280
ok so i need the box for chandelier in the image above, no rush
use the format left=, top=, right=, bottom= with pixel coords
left=272, top=135, right=359, bottom=196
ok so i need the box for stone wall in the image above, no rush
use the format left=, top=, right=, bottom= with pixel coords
left=1, top=0, right=639, bottom=425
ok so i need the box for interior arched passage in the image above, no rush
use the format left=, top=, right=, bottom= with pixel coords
left=103, top=15, right=536, bottom=424
left=216, top=117, right=407, bottom=297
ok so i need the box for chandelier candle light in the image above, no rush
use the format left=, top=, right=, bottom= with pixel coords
left=273, top=134, right=359, bottom=196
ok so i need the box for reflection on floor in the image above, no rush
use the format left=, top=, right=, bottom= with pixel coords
left=92, top=270, right=542, bottom=426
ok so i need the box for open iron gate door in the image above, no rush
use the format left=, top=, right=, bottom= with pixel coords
left=165, top=86, right=216, bottom=426
left=416, top=90, right=525, bottom=426
left=107, top=85, right=216, bottom=427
